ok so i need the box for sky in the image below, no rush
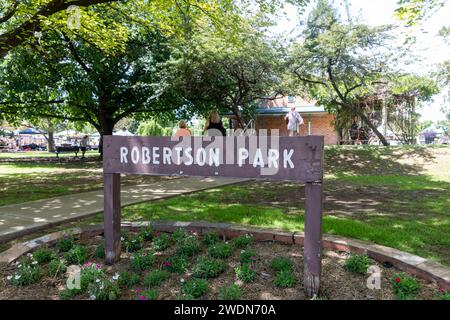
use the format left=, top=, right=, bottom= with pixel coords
left=271, top=0, right=450, bottom=122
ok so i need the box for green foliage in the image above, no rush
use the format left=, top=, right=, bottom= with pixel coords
left=123, top=235, right=144, bottom=252
left=235, top=263, right=256, bottom=283
left=64, top=245, right=88, bottom=265
left=117, top=271, right=141, bottom=288
left=208, top=243, right=233, bottom=259
left=218, top=284, right=242, bottom=300
left=270, top=257, right=294, bottom=272
left=48, top=259, right=67, bottom=277
left=231, top=235, right=253, bottom=248
left=87, top=277, right=120, bottom=300
left=391, top=273, right=421, bottom=300
left=181, top=278, right=208, bottom=299
left=8, top=257, right=41, bottom=286
left=164, top=255, right=189, bottom=274
left=172, top=228, right=191, bottom=242
left=137, top=120, right=172, bottom=137
left=80, top=264, right=104, bottom=292
left=140, top=289, right=158, bottom=300
left=395, top=0, right=447, bottom=26
left=33, top=248, right=56, bottom=265
left=56, top=236, right=75, bottom=253
left=192, top=256, right=225, bottom=278
left=435, top=290, right=450, bottom=300
left=176, top=235, right=201, bottom=257
left=203, top=230, right=221, bottom=245
left=130, top=251, right=156, bottom=271
left=240, top=249, right=257, bottom=263
left=344, top=254, right=371, bottom=274
left=95, top=241, right=105, bottom=259
left=152, top=233, right=170, bottom=252
left=274, top=270, right=296, bottom=288
left=144, top=270, right=169, bottom=287
left=139, top=226, right=154, bottom=241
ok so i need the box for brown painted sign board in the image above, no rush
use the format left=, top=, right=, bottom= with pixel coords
left=102, top=135, right=324, bottom=297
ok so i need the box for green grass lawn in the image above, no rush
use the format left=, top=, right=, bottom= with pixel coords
left=0, top=150, right=98, bottom=159
left=1, top=145, right=449, bottom=267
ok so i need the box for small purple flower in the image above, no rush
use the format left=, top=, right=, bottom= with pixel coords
left=138, top=295, right=147, bottom=301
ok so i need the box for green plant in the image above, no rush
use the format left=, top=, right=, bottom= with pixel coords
left=56, top=236, right=75, bottom=252
left=152, top=233, right=170, bottom=251
left=80, top=263, right=104, bottom=292
left=144, top=270, right=169, bottom=287
left=117, top=271, right=141, bottom=288
left=95, top=241, right=105, bottom=259
left=270, top=257, right=294, bottom=272
left=48, top=259, right=67, bottom=277
left=172, top=228, right=190, bottom=242
left=434, top=290, right=450, bottom=300
left=192, top=256, right=225, bottom=278
left=391, top=273, right=421, bottom=300
left=163, top=255, right=189, bottom=274
left=8, top=257, right=41, bottom=286
left=123, top=235, right=144, bottom=252
left=344, top=254, right=371, bottom=274
left=139, top=226, right=154, bottom=241
left=208, top=243, right=232, bottom=259
left=274, top=270, right=296, bottom=288
left=218, top=284, right=242, bottom=300
left=33, top=248, right=56, bottom=264
left=87, top=277, right=120, bottom=300
left=130, top=251, right=155, bottom=271
left=64, top=245, right=88, bottom=265
left=203, top=231, right=220, bottom=245
left=240, top=249, right=257, bottom=263
left=235, top=263, right=256, bottom=283
left=176, top=235, right=201, bottom=257
left=138, top=289, right=158, bottom=300
left=181, top=278, right=208, bottom=299
left=231, top=235, right=253, bottom=248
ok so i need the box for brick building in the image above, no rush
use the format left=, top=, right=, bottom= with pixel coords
left=228, top=96, right=338, bottom=145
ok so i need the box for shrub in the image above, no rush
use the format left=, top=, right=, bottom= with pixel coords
left=240, top=249, right=257, bottom=263
left=8, top=257, right=41, bottom=286
left=64, top=245, right=88, bottom=265
left=152, top=233, right=170, bottom=252
left=60, top=288, right=80, bottom=300
left=139, top=226, right=154, bottom=241
left=172, top=228, right=190, bottom=243
left=274, top=270, right=296, bottom=288
left=144, top=270, right=169, bottom=287
left=270, top=257, right=294, bottom=272
left=123, top=235, right=144, bottom=252
left=181, top=278, right=208, bottom=299
left=56, top=236, right=75, bottom=252
left=391, top=273, right=421, bottom=300
left=203, top=231, right=220, bottom=245
left=33, top=248, right=56, bottom=265
left=48, top=259, right=67, bottom=277
left=434, top=290, right=450, bottom=300
left=87, top=277, right=120, bottom=300
left=232, top=235, right=253, bottom=248
left=130, top=251, right=155, bottom=271
left=95, top=241, right=105, bottom=259
left=193, top=257, right=225, bottom=278
left=344, top=254, right=370, bottom=274
left=176, top=236, right=201, bottom=257
left=208, top=243, right=233, bottom=259
left=137, top=289, right=158, bottom=300
left=80, top=263, right=104, bottom=292
left=117, top=271, right=141, bottom=288
left=218, top=284, right=242, bottom=300
left=163, top=255, right=189, bottom=274
left=235, top=263, right=256, bottom=283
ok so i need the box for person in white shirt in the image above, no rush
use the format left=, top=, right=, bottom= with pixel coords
left=285, top=107, right=304, bottom=136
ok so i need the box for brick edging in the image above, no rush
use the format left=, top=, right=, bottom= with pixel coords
left=1, top=221, right=448, bottom=291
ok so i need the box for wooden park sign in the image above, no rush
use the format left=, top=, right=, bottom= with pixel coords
left=103, top=135, right=324, bottom=297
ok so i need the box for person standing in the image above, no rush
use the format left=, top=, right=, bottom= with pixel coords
left=204, top=111, right=227, bottom=136
left=285, top=107, right=304, bottom=136
left=174, top=120, right=192, bottom=137
left=80, top=135, right=89, bottom=158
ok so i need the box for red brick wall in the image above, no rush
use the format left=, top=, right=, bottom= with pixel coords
left=256, top=113, right=338, bottom=145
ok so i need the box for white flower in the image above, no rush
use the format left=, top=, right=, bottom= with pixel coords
left=89, top=295, right=96, bottom=300
left=180, top=278, right=185, bottom=283
left=121, top=237, right=125, bottom=241
left=96, top=278, right=101, bottom=283
left=27, top=253, right=33, bottom=257
left=240, top=250, right=245, bottom=254
left=32, top=261, right=38, bottom=265
left=112, top=273, right=120, bottom=281
left=7, top=276, right=12, bottom=280
left=14, top=275, right=21, bottom=280
left=17, top=264, right=22, bottom=268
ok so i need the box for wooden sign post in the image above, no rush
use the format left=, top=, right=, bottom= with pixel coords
left=103, top=135, right=324, bottom=297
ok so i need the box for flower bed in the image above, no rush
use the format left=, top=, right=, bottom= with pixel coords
left=0, top=227, right=447, bottom=300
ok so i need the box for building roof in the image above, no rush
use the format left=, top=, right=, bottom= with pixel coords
left=256, top=106, right=326, bottom=115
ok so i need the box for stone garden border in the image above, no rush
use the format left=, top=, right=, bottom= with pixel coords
left=1, top=220, right=449, bottom=292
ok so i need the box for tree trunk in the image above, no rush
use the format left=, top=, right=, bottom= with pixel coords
left=355, top=108, right=390, bottom=146
left=47, top=130, right=55, bottom=152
